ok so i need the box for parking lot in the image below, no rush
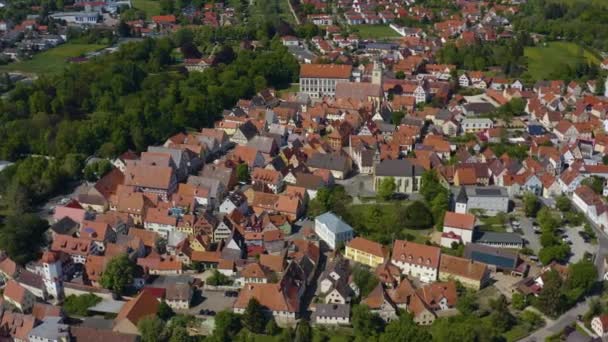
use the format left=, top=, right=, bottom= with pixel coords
left=516, top=215, right=541, bottom=253
left=564, top=225, right=587, bottom=263
left=187, top=289, right=237, bottom=317
left=336, top=174, right=375, bottom=198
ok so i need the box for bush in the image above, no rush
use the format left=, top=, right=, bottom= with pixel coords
left=207, top=269, right=232, bottom=286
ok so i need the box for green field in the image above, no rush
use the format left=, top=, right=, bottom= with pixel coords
left=351, top=25, right=401, bottom=39
left=524, top=42, right=600, bottom=81
left=132, top=0, right=162, bottom=18
left=0, top=44, right=106, bottom=75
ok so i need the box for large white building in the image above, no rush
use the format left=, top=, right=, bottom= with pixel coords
left=300, top=64, right=352, bottom=98
left=440, top=211, right=476, bottom=247
left=315, top=212, right=354, bottom=250
left=390, top=240, right=440, bottom=283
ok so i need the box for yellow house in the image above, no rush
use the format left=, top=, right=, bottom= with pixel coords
left=189, top=235, right=211, bottom=252
left=345, top=237, right=388, bottom=268
left=438, top=254, right=490, bottom=290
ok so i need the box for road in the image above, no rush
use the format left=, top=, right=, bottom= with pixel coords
left=521, top=298, right=594, bottom=341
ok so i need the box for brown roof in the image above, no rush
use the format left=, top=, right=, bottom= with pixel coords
left=417, top=281, right=458, bottom=310
left=439, top=254, right=488, bottom=282
left=455, top=167, right=477, bottom=185
left=165, top=283, right=191, bottom=301
left=259, top=254, right=286, bottom=273
left=0, top=256, right=20, bottom=278
left=4, top=280, right=28, bottom=304
left=346, top=237, right=387, bottom=258
left=114, top=291, right=160, bottom=328
left=239, top=263, right=270, bottom=279
left=124, top=162, right=174, bottom=190
left=233, top=282, right=299, bottom=313
left=443, top=212, right=475, bottom=230
left=85, top=255, right=109, bottom=282
left=128, top=228, right=158, bottom=247
left=391, top=240, right=441, bottom=269
left=300, top=64, right=352, bottom=79
left=51, top=235, right=92, bottom=256
left=0, top=312, right=36, bottom=341
left=71, top=326, right=138, bottom=342
left=31, top=303, right=63, bottom=321
left=362, top=283, right=391, bottom=309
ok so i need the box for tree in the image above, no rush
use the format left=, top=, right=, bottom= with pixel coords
left=236, top=163, right=250, bottom=183
left=377, top=177, right=396, bottom=201
left=100, top=254, right=135, bottom=295
left=380, top=314, right=431, bottom=342
left=539, top=244, right=570, bottom=265
left=242, top=298, right=267, bottom=334
left=157, top=301, right=175, bottom=321
left=391, top=111, right=405, bottom=125
left=395, top=71, right=405, bottom=79
left=295, top=320, right=312, bottom=342
left=581, top=176, right=604, bottom=194
left=352, top=264, right=379, bottom=297
left=511, top=292, right=529, bottom=310
left=488, top=295, right=515, bottom=333
left=401, top=200, right=434, bottom=229
left=523, top=192, right=541, bottom=217
left=207, top=269, right=232, bottom=286
left=420, top=170, right=444, bottom=202
left=352, top=305, right=384, bottom=338
left=138, top=316, right=166, bottom=342
left=0, top=214, right=48, bottom=265
left=265, top=319, right=280, bottom=336
left=566, top=260, right=597, bottom=293
left=168, top=326, right=190, bottom=342
left=212, top=311, right=242, bottom=342
left=63, top=294, right=102, bottom=316
left=555, top=195, right=571, bottom=212
left=534, top=270, right=566, bottom=317
left=455, top=290, right=478, bottom=315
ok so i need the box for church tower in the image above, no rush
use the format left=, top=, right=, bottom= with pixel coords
left=455, top=186, right=468, bottom=214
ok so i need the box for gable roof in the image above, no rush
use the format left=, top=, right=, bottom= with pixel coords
left=114, top=291, right=159, bottom=328
left=443, top=211, right=475, bottom=230
left=439, top=254, right=488, bottom=282
left=346, top=237, right=387, bottom=259
left=391, top=240, right=441, bottom=269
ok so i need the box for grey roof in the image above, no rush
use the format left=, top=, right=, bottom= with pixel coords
left=463, top=102, right=496, bottom=115
left=375, top=121, right=395, bottom=133
left=335, top=82, right=383, bottom=101
left=88, top=299, right=125, bottom=314
left=475, top=232, right=523, bottom=245
left=456, top=186, right=468, bottom=203
left=466, top=186, right=508, bottom=198
left=313, top=303, right=351, bottom=319
left=316, top=212, right=353, bottom=234
left=28, top=317, right=69, bottom=341
left=16, top=269, right=44, bottom=290
left=147, top=146, right=185, bottom=168
left=236, top=121, right=259, bottom=140
left=374, top=159, right=423, bottom=177
left=187, top=176, right=221, bottom=198
left=50, top=216, right=80, bottom=235
left=200, top=164, right=232, bottom=188
left=464, top=244, right=518, bottom=270
left=166, top=283, right=192, bottom=301
left=247, top=136, right=276, bottom=154
left=295, top=173, right=325, bottom=190
left=307, top=153, right=350, bottom=172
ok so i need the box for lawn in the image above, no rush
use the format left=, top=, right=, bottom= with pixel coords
left=132, top=0, right=162, bottom=18
left=0, top=43, right=106, bottom=75
left=351, top=25, right=401, bottom=40
left=503, top=324, right=533, bottom=342
left=524, top=42, right=600, bottom=81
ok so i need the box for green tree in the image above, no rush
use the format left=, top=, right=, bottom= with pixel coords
left=581, top=176, right=604, bottom=194
left=377, top=177, right=396, bottom=201
left=212, top=311, right=242, bottom=342
left=138, top=316, right=166, bottom=342
left=555, top=195, right=571, bottom=212
left=391, top=111, right=405, bottom=125
left=352, top=264, right=379, bottom=297
left=395, top=71, right=405, bottom=79
left=523, top=192, right=541, bottom=217
left=351, top=304, right=384, bottom=338
left=207, top=269, right=232, bottom=286
left=295, top=320, right=312, bottom=342
left=265, top=319, right=280, bottom=336
left=100, top=254, right=135, bottom=295
left=511, top=292, right=528, bottom=310
left=539, top=244, right=570, bottom=265
left=534, top=270, right=566, bottom=317
left=63, top=294, right=102, bottom=316
left=380, top=314, right=431, bottom=342
left=401, top=200, right=434, bottom=229
left=0, top=214, right=48, bottom=265
left=236, top=163, right=250, bottom=183
left=566, top=260, right=597, bottom=293
left=168, top=326, right=190, bottom=342
left=157, top=301, right=175, bottom=321
left=488, top=295, right=515, bottom=333
left=243, top=298, right=267, bottom=334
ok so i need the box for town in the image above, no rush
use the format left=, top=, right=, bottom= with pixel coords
left=0, top=0, right=607, bottom=341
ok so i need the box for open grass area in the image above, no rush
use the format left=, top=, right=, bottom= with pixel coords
left=132, top=0, right=162, bottom=18
left=524, top=42, right=600, bottom=81
left=351, top=25, right=401, bottom=40
left=503, top=324, right=533, bottom=342
left=0, top=43, right=106, bottom=75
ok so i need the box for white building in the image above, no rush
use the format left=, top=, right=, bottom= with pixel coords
left=592, top=314, right=608, bottom=338
left=440, top=211, right=476, bottom=247
left=461, top=118, right=493, bottom=133
left=300, top=64, right=352, bottom=98
left=390, top=240, right=440, bottom=283
left=41, top=251, right=63, bottom=300
left=314, top=212, right=354, bottom=250
left=312, top=304, right=351, bottom=326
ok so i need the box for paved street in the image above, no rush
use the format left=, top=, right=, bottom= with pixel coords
left=336, top=174, right=375, bottom=198
left=521, top=297, right=594, bottom=341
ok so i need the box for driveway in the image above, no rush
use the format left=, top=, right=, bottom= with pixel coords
left=492, top=272, right=522, bottom=300
left=187, top=289, right=236, bottom=317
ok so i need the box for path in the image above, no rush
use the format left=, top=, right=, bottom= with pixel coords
left=285, top=0, right=300, bottom=25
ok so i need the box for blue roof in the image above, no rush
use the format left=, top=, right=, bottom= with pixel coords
left=527, top=125, right=545, bottom=136
left=470, top=251, right=516, bottom=269
left=315, top=212, right=353, bottom=234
